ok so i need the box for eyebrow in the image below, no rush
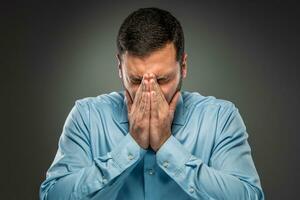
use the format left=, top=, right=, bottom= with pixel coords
left=156, top=72, right=175, bottom=80
left=129, top=72, right=173, bottom=80
left=156, top=75, right=169, bottom=80
left=129, top=75, right=142, bottom=81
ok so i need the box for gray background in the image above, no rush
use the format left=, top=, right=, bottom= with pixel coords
left=3, top=1, right=300, bottom=199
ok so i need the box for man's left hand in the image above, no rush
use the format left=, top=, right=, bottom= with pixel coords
left=149, top=75, right=180, bottom=152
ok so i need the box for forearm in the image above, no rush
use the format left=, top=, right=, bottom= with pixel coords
left=44, top=161, right=135, bottom=200
left=40, top=133, right=146, bottom=200
left=156, top=136, right=264, bottom=200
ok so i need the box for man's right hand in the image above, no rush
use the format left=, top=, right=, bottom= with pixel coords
left=125, top=75, right=150, bottom=149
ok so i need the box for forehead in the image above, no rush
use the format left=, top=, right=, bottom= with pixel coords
left=122, top=43, right=179, bottom=77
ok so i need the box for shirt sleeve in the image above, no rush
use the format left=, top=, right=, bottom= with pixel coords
left=156, top=104, right=264, bottom=200
left=40, top=100, right=146, bottom=200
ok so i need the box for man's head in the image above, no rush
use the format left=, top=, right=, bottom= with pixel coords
left=116, top=7, right=187, bottom=104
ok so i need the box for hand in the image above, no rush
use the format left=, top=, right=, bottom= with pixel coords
left=125, top=75, right=151, bottom=149
left=149, top=75, right=180, bottom=152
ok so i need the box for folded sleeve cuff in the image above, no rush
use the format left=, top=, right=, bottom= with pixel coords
left=110, top=133, right=147, bottom=171
left=156, top=135, right=192, bottom=176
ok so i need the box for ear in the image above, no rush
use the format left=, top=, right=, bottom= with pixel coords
left=181, top=53, right=188, bottom=79
left=116, top=53, right=122, bottom=78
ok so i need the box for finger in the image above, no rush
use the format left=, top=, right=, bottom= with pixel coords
left=153, top=77, right=164, bottom=99
left=139, top=91, right=147, bottom=114
left=133, top=78, right=145, bottom=106
left=143, top=79, right=149, bottom=92
left=145, top=78, right=150, bottom=92
left=145, top=92, right=150, bottom=117
left=150, top=78, right=165, bottom=103
left=149, top=77, right=153, bottom=92
left=150, top=91, right=158, bottom=118
left=139, top=78, right=149, bottom=106
left=141, top=91, right=150, bottom=118
left=148, top=73, right=155, bottom=91
left=169, top=91, right=180, bottom=114
left=140, top=91, right=151, bottom=120
left=125, top=89, right=133, bottom=113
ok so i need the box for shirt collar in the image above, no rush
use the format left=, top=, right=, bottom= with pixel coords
left=118, top=91, right=185, bottom=126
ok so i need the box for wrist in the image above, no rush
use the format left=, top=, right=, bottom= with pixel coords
left=153, top=133, right=171, bottom=152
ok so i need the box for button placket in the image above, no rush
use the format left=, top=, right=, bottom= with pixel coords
left=189, top=186, right=195, bottom=194
left=144, top=150, right=156, bottom=200
left=148, top=169, right=155, bottom=175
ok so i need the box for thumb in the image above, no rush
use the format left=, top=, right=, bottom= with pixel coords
left=125, top=90, right=133, bottom=113
left=169, top=91, right=180, bottom=114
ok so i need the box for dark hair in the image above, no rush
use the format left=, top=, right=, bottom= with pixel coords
left=117, top=7, right=185, bottom=63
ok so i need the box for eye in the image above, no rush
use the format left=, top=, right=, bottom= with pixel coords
left=157, top=78, right=168, bottom=84
left=130, top=79, right=141, bottom=85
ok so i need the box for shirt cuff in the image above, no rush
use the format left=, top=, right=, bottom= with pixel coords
left=156, top=135, right=192, bottom=176
left=110, top=133, right=147, bottom=171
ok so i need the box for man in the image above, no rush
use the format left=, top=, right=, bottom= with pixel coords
left=40, top=7, right=264, bottom=199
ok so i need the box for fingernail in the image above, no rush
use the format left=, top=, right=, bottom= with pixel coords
left=143, top=74, right=147, bottom=79
left=141, top=80, right=145, bottom=89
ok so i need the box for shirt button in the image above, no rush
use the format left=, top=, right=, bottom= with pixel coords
left=163, top=161, right=169, bottom=168
left=189, top=186, right=195, bottom=193
left=148, top=169, right=155, bottom=175
left=82, top=186, right=88, bottom=193
left=128, top=153, right=134, bottom=160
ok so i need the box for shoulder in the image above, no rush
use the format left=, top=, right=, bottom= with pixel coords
left=182, top=91, right=237, bottom=113
left=182, top=91, right=245, bottom=137
left=74, top=91, right=124, bottom=113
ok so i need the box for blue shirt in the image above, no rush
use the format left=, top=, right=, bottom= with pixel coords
left=40, top=91, right=264, bottom=200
